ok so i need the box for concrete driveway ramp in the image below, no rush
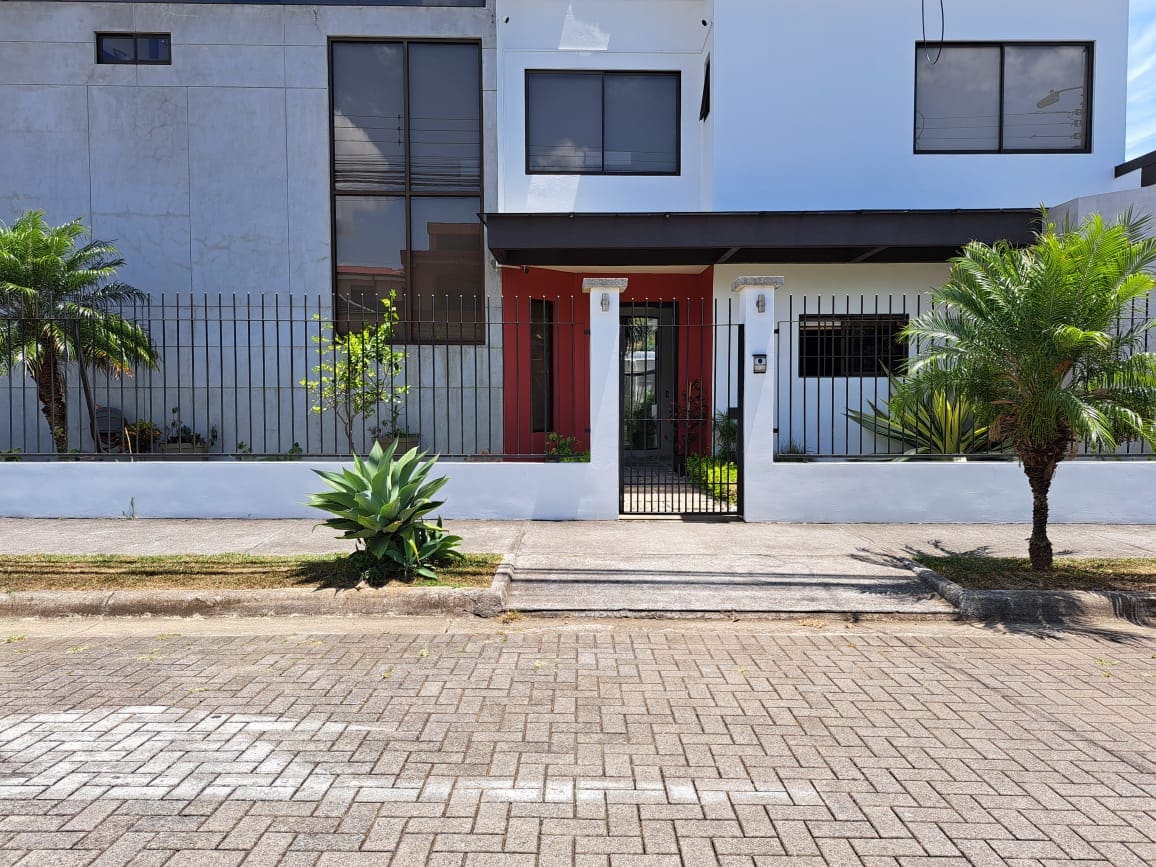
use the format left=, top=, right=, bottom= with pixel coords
left=505, top=521, right=956, bottom=617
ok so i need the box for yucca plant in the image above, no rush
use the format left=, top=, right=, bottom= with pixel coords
left=847, top=375, right=1001, bottom=457
left=893, top=210, right=1156, bottom=570
left=308, top=440, right=462, bottom=582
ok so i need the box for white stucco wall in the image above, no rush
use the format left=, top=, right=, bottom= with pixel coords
left=495, top=0, right=710, bottom=212
left=709, top=0, right=1129, bottom=211
left=494, top=0, right=1128, bottom=213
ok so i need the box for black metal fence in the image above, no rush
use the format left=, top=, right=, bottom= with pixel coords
left=775, top=293, right=1155, bottom=460
left=0, top=292, right=588, bottom=461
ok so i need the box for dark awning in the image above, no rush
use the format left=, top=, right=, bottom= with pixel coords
left=482, top=209, right=1040, bottom=267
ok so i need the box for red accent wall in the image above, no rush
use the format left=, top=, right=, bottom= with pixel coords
left=501, top=268, right=715, bottom=456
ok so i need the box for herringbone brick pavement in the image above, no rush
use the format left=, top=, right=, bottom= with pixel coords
left=0, top=618, right=1153, bottom=866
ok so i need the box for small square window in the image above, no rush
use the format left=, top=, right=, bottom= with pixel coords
left=97, top=33, right=171, bottom=65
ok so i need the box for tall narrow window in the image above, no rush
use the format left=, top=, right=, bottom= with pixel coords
left=530, top=300, right=554, bottom=433
left=330, top=40, right=484, bottom=344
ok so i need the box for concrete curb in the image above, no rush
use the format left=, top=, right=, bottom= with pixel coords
left=901, top=558, right=1155, bottom=624
left=0, top=560, right=515, bottom=619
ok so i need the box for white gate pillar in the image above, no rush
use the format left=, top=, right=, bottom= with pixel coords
left=583, top=277, right=628, bottom=519
left=732, top=276, right=783, bottom=521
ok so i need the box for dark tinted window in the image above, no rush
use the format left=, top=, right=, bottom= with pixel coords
left=97, top=33, right=170, bottom=65
left=798, top=315, right=908, bottom=378
left=527, top=73, right=603, bottom=172
left=408, top=43, right=481, bottom=191
left=915, top=43, right=1090, bottom=153
left=332, top=43, right=405, bottom=192
left=530, top=300, right=554, bottom=433
left=526, top=71, right=680, bottom=174
left=330, top=40, right=484, bottom=345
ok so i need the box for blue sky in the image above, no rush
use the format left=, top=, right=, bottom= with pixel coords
left=1130, top=0, right=1156, bottom=157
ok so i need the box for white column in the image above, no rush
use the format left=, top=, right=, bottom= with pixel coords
left=583, top=277, right=627, bottom=520
left=732, top=276, right=783, bottom=522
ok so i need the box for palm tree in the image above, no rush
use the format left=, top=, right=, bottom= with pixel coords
left=0, top=211, right=157, bottom=454
left=893, top=211, right=1156, bottom=571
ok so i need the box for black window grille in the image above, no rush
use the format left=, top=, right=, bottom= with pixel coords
left=798, top=315, right=908, bottom=378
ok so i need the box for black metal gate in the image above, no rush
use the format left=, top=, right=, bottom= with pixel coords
left=619, top=299, right=743, bottom=516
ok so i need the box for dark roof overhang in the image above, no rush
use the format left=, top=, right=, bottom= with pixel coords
left=1115, top=149, right=1156, bottom=188
left=482, top=208, right=1041, bottom=267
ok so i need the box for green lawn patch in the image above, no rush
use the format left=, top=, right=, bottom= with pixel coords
left=686, top=456, right=738, bottom=504
left=916, top=556, right=1156, bottom=593
left=0, top=553, right=502, bottom=592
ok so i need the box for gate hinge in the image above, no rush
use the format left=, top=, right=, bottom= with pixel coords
left=583, top=329, right=591, bottom=335
left=773, top=327, right=780, bottom=335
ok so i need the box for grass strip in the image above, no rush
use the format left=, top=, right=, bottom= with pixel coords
left=0, top=553, right=502, bottom=592
left=916, top=556, right=1156, bottom=593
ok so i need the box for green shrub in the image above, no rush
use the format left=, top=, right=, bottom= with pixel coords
left=686, top=455, right=738, bottom=503
left=308, top=440, right=462, bottom=581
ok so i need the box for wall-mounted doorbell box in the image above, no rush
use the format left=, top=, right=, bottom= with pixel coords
left=752, top=354, right=768, bottom=374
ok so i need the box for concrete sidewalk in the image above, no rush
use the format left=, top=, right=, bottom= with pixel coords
left=3, top=518, right=1154, bottom=616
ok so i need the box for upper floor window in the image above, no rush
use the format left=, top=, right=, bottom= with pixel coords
left=915, top=42, right=1091, bottom=153
left=330, top=40, right=484, bottom=344
left=96, top=33, right=171, bottom=65
left=526, top=71, right=680, bottom=175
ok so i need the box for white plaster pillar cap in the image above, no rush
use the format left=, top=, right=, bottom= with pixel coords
left=731, top=276, right=785, bottom=292
left=581, top=278, right=629, bottom=293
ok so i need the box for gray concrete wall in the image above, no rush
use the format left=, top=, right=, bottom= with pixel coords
left=0, top=1, right=497, bottom=297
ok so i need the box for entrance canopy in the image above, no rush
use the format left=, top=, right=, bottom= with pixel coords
left=482, top=208, right=1039, bottom=267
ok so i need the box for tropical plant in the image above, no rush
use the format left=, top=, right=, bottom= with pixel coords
left=301, top=295, right=408, bottom=454
left=545, top=432, right=589, bottom=462
left=0, top=211, right=157, bottom=453
left=308, top=439, right=462, bottom=581
left=164, top=407, right=217, bottom=448
left=892, top=211, right=1156, bottom=570
left=847, top=374, right=1002, bottom=457
left=712, top=410, right=739, bottom=462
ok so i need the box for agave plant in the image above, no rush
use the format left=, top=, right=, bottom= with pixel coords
left=308, top=440, right=462, bottom=581
left=847, top=375, right=1001, bottom=457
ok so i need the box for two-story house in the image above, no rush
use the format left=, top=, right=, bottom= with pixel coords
left=1, top=0, right=1152, bottom=521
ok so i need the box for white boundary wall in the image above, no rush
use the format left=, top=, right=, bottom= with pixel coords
left=3, top=455, right=1153, bottom=523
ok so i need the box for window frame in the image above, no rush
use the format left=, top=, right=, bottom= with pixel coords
left=913, top=40, right=1093, bottom=155
left=95, top=32, right=172, bottom=65
left=797, top=314, right=909, bottom=379
left=524, top=69, right=682, bottom=177
left=328, top=37, right=485, bottom=346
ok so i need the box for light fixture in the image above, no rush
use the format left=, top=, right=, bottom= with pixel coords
left=1036, top=85, right=1082, bottom=109
left=756, top=294, right=766, bottom=313
left=600, top=292, right=610, bottom=313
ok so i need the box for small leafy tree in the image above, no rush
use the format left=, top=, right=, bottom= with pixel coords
left=0, top=211, right=157, bottom=453
left=893, top=211, right=1156, bottom=570
left=302, top=296, right=408, bottom=454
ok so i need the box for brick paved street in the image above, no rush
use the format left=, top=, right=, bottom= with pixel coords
left=0, top=616, right=1154, bottom=866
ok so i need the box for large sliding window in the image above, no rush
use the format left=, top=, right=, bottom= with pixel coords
left=331, top=40, right=484, bottom=343
left=526, top=71, right=680, bottom=175
left=915, top=42, right=1092, bottom=153
left=798, top=315, right=908, bottom=378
